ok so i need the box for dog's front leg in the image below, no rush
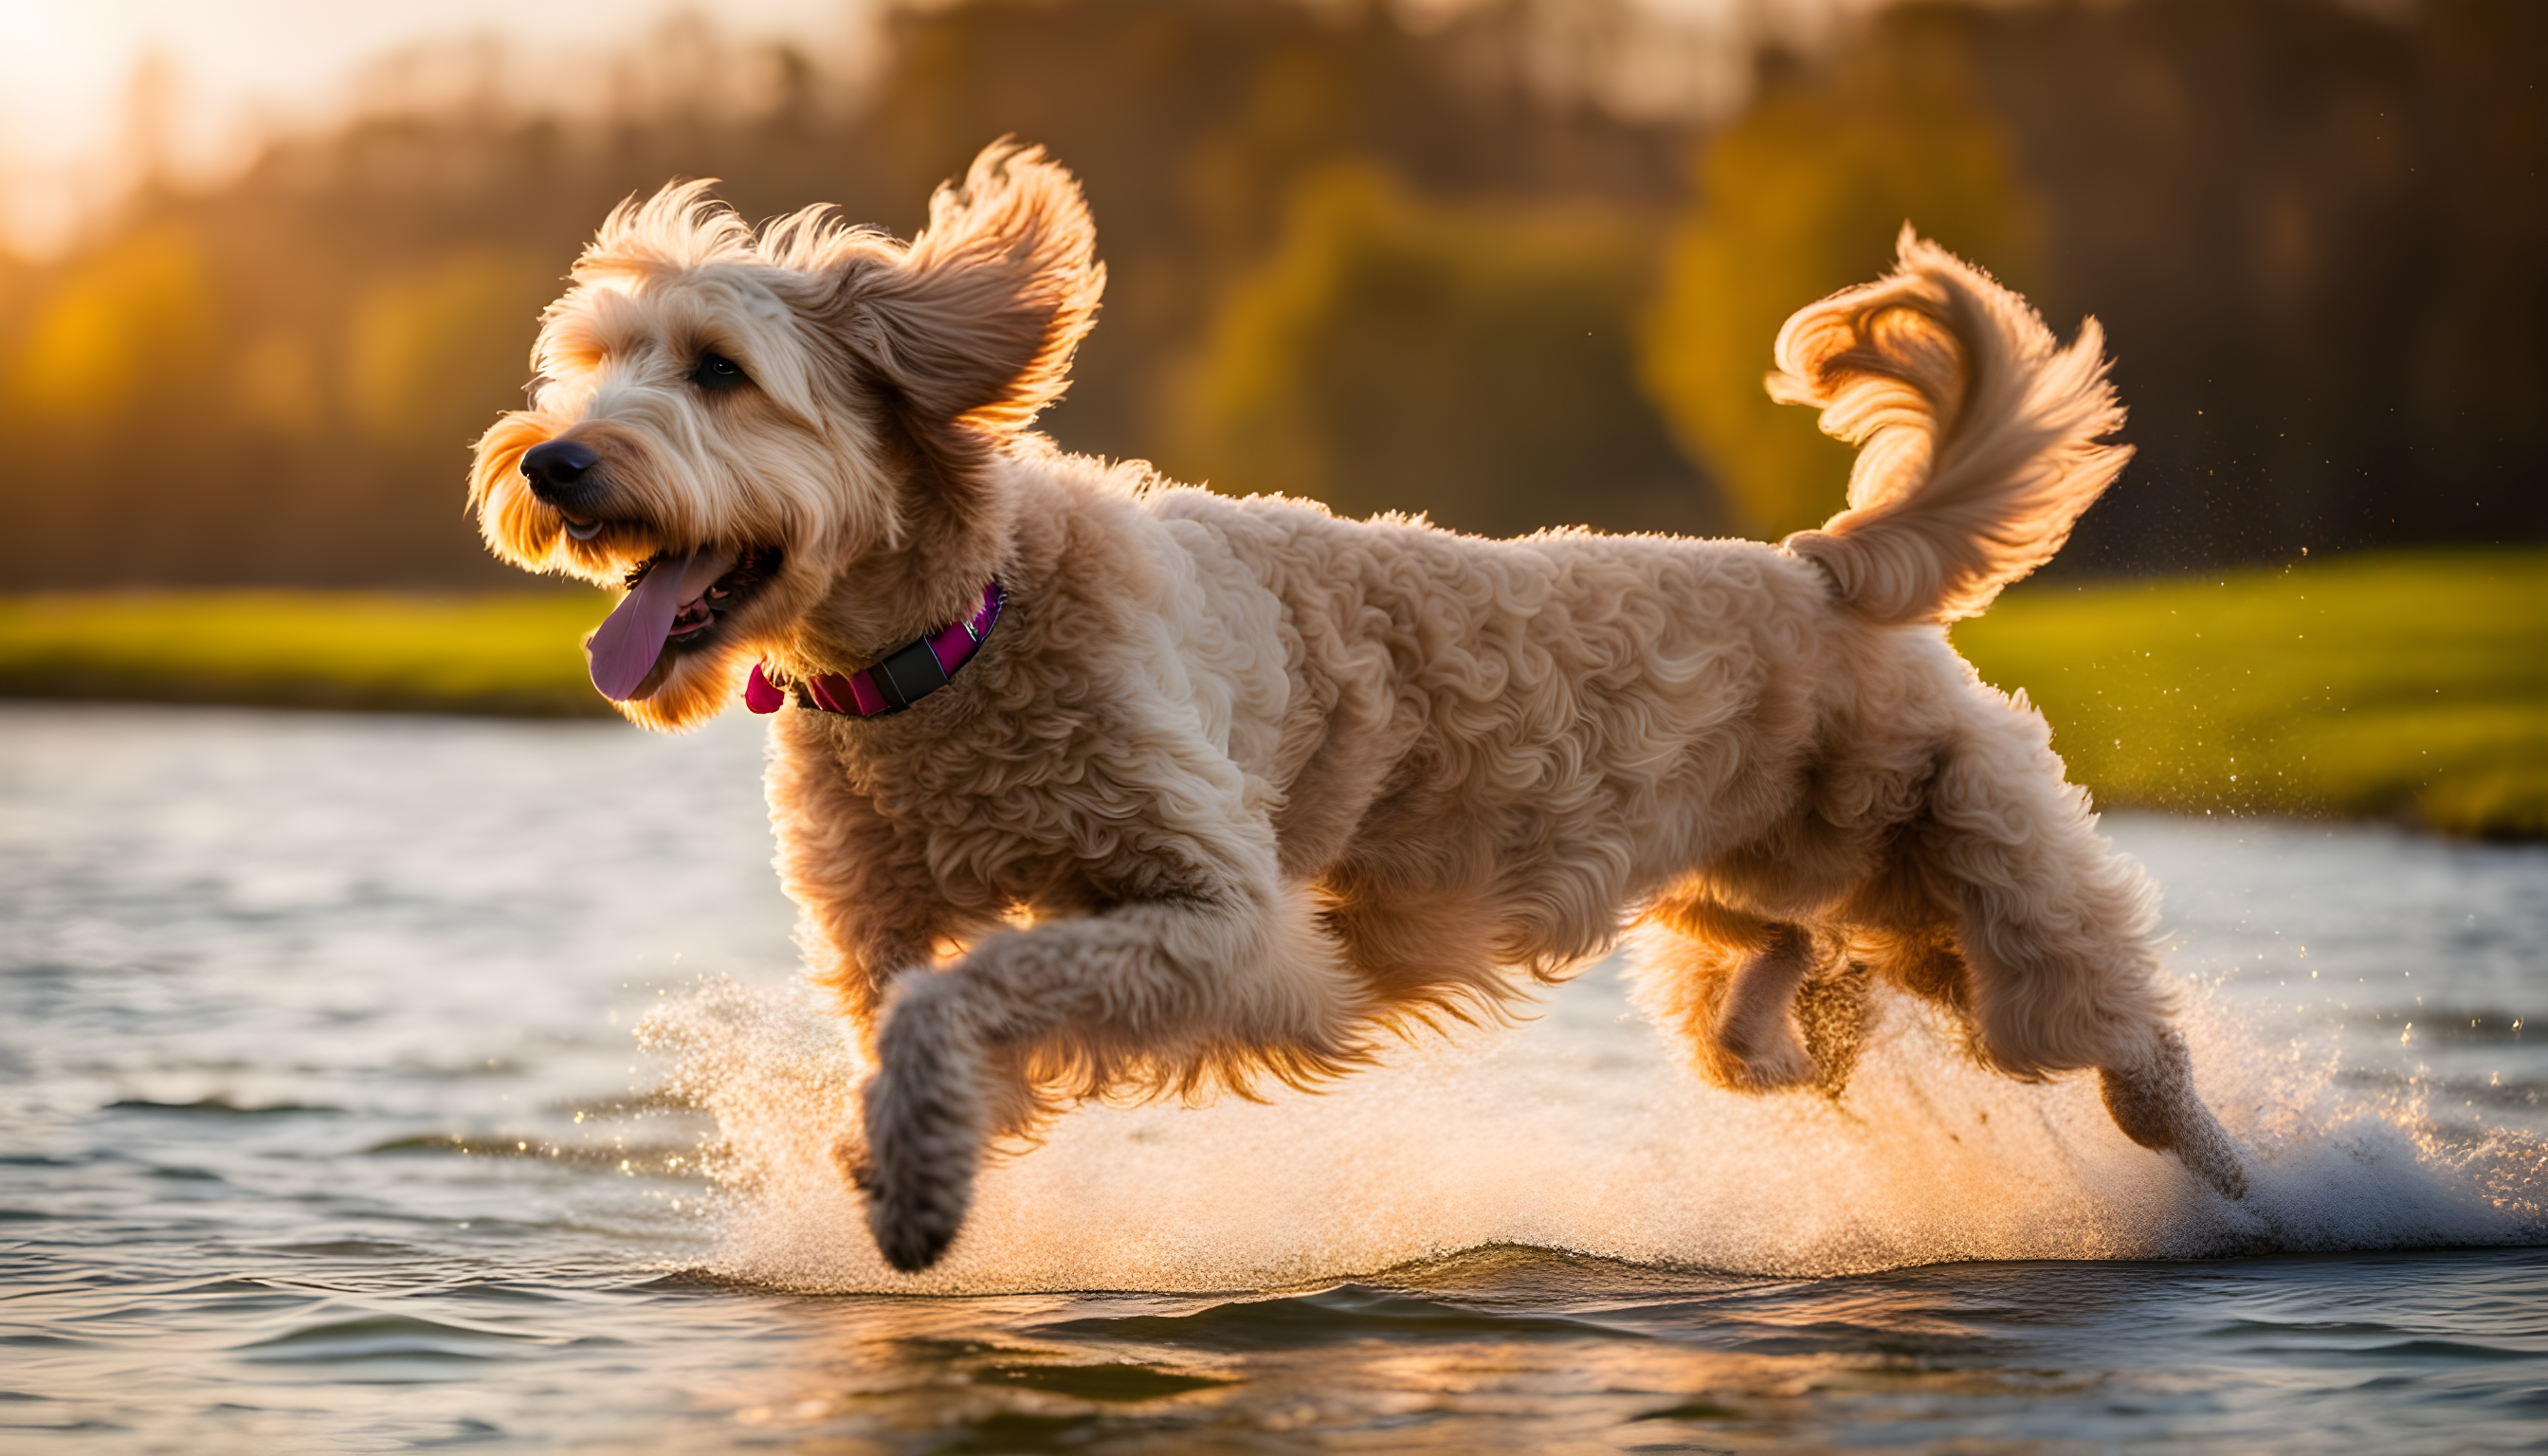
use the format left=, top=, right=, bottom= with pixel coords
left=769, top=723, right=978, bottom=1031
left=859, top=880, right=1357, bottom=1272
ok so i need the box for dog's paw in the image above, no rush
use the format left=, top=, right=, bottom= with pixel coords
left=2172, top=1116, right=2249, bottom=1201
left=861, top=1084, right=979, bottom=1270
left=1733, top=1040, right=1818, bottom=1091
left=2099, top=1030, right=2248, bottom=1200
left=866, top=1170, right=969, bottom=1272
left=1703, top=1023, right=1817, bottom=1091
left=860, top=989, right=986, bottom=1273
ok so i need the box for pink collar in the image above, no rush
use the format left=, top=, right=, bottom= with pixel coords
left=745, top=578, right=1004, bottom=718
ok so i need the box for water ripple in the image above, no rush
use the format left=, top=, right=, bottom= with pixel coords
left=4, top=705, right=2545, bottom=1452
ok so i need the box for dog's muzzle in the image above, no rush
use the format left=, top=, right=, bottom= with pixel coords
left=521, top=440, right=605, bottom=535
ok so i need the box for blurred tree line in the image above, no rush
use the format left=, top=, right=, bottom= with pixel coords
left=1647, top=0, right=2548, bottom=565
left=0, top=0, right=2539, bottom=589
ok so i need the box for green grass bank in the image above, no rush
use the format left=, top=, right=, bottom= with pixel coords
left=1954, top=548, right=2547, bottom=840
left=0, top=591, right=615, bottom=718
left=2, top=548, right=2540, bottom=836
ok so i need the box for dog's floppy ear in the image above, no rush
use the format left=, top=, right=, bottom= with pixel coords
left=841, top=141, right=1104, bottom=436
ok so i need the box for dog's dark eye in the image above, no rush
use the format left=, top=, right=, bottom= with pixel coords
left=690, top=352, right=748, bottom=390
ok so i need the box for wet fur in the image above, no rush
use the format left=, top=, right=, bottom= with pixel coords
left=470, top=143, right=2249, bottom=1273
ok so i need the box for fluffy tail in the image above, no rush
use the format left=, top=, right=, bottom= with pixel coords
left=1774, top=228, right=2130, bottom=624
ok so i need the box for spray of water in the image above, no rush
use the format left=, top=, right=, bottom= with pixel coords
left=638, top=960, right=2546, bottom=1295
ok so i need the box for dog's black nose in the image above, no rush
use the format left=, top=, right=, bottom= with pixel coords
left=521, top=439, right=600, bottom=502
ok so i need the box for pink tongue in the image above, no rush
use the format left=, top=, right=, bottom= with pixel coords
left=586, top=546, right=737, bottom=701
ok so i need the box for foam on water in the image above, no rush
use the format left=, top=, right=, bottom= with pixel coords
left=644, top=955, right=2548, bottom=1295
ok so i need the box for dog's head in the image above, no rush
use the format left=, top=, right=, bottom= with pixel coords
left=468, top=142, right=1102, bottom=730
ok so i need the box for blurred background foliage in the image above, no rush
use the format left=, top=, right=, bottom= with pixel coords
left=0, top=0, right=2540, bottom=835
left=1640, top=11, right=2044, bottom=537
left=1173, top=163, right=1713, bottom=537
left=0, top=0, right=2540, bottom=588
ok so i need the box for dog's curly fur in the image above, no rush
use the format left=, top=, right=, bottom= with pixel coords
left=469, top=142, right=2248, bottom=1273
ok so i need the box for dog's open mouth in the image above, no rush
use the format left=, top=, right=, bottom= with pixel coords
left=560, top=512, right=607, bottom=542
left=587, top=544, right=782, bottom=701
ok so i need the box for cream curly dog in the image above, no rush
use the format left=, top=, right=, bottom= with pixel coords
left=469, top=142, right=2248, bottom=1272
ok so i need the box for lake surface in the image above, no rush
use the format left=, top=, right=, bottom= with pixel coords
left=4, top=701, right=2543, bottom=1453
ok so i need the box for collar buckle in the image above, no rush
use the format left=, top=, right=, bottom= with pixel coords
left=748, top=577, right=1004, bottom=719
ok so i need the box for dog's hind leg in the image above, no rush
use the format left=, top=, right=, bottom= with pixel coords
left=1710, top=924, right=1823, bottom=1090
left=2099, top=1028, right=2248, bottom=1197
left=1632, top=904, right=1849, bottom=1093
left=861, top=878, right=1367, bottom=1272
left=1790, top=955, right=1873, bottom=1100
left=1924, top=716, right=2249, bottom=1198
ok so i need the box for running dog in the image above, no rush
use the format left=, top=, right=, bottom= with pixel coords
left=468, top=142, right=2248, bottom=1272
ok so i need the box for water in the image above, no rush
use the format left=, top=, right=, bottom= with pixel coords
left=3, top=701, right=2543, bottom=1453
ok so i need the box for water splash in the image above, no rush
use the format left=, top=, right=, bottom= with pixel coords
left=641, top=962, right=2548, bottom=1295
